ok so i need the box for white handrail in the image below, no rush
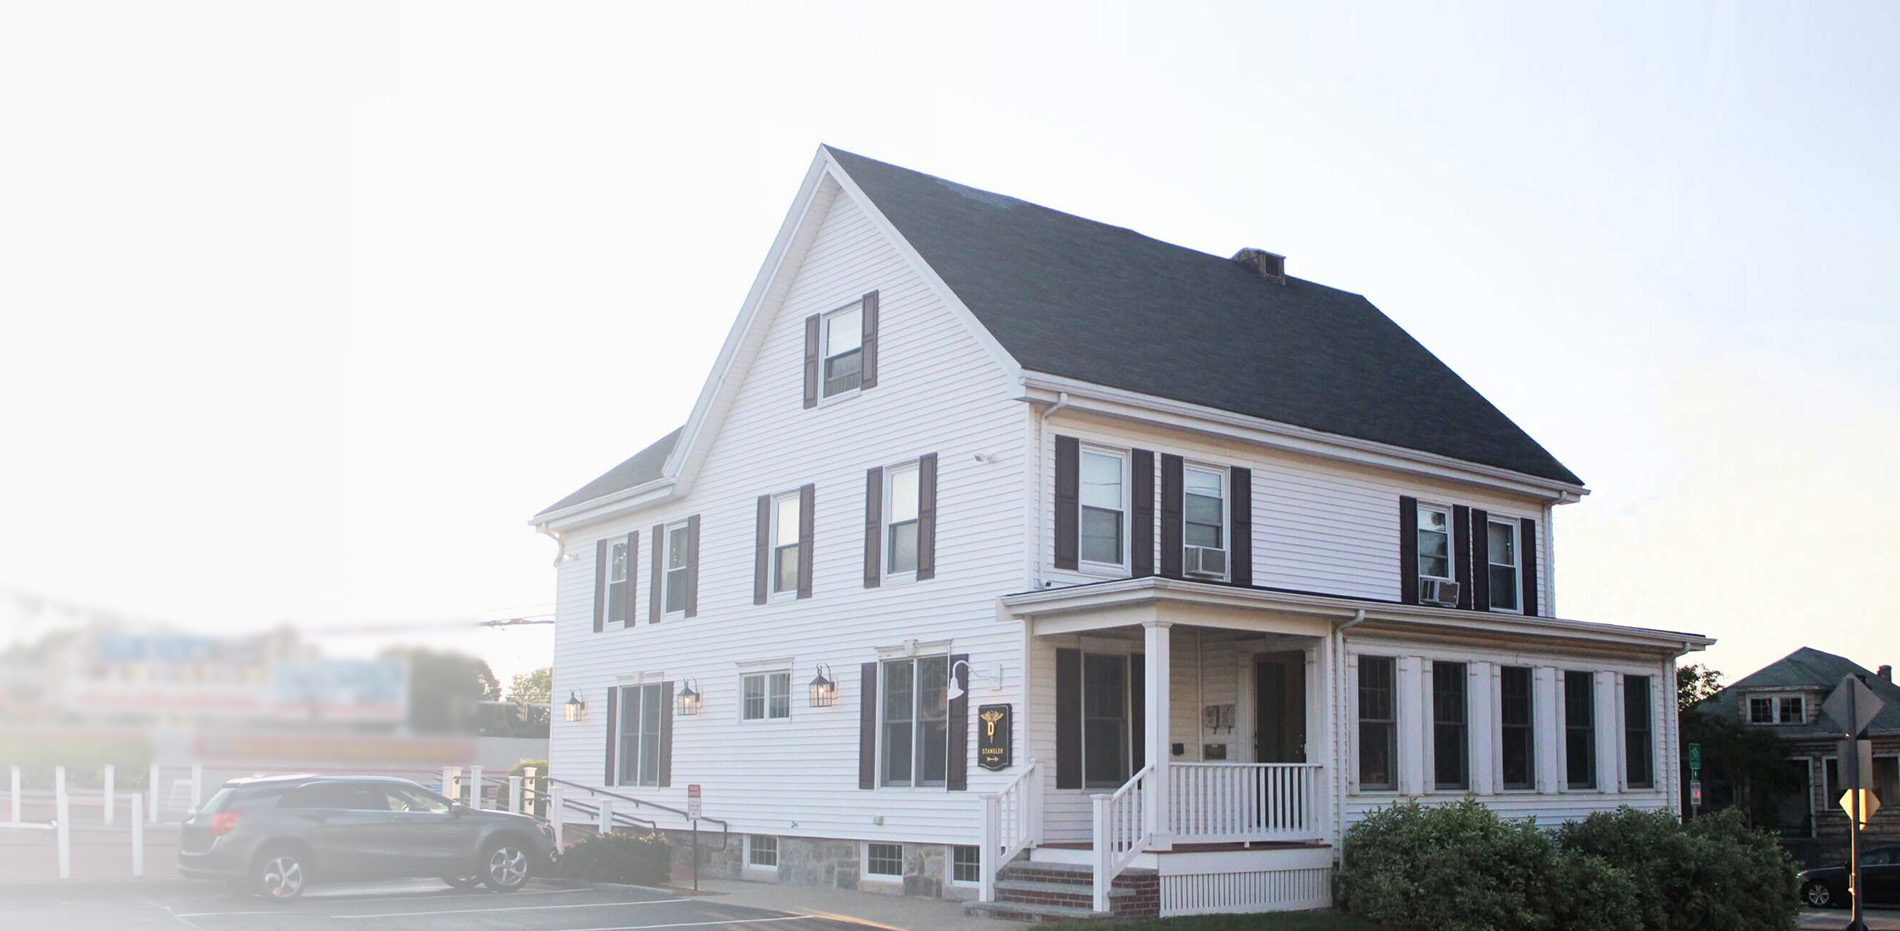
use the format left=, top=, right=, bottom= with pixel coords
left=978, top=761, right=1043, bottom=903
left=1091, top=765, right=1152, bottom=913
left=1167, top=762, right=1324, bottom=844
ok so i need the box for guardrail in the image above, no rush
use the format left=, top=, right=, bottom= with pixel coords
left=1168, top=762, right=1324, bottom=844
left=544, top=777, right=729, bottom=851
left=978, top=760, right=1043, bottom=903
left=1091, top=765, right=1153, bottom=913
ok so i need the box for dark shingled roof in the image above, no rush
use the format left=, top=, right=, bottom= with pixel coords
left=1699, top=647, right=1900, bottom=737
left=538, top=426, right=681, bottom=517
left=827, top=147, right=1582, bottom=486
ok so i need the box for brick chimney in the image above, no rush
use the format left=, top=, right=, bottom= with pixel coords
left=1880, top=664, right=1893, bottom=683
left=1232, top=248, right=1286, bottom=284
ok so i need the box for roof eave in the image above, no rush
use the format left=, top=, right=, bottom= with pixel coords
left=530, top=477, right=680, bottom=533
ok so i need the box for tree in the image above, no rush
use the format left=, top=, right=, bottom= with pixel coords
left=507, top=667, right=552, bottom=705
left=380, top=647, right=499, bottom=734
left=1678, top=663, right=1722, bottom=712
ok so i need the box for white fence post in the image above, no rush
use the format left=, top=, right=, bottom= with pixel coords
left=148, top=765, right=159, bottom=822
left=1091, top=794, right=1110, bottom=913
left=549, top=787, right=565, bottom=848
left=103, top=764, right=115, bottom=825
left=56, top=766, right=71, bottom=880
left=189, top=764, right=202, bottom=812
left=468, top=765, right=483, bottom=809
left=524, top=767, right=537, bottom=813
left=508, top=775, right=523, bottom=814
left=131, top=793, right=145, bottom=877
left=9, top=766, right=18, bottom=824
left=442, top=766, right=460, bottom=803
left=598, top=799, right=613, bottom=835
left=979, top=794, right=1000, bottom=903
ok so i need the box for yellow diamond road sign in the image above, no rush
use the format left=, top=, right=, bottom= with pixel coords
left=1839, top=789, right=1881, bottom=826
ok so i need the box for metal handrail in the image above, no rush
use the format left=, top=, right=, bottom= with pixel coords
left=546, top=776, right=729, bottom=851
left=561, top=796, right=657, bottom=831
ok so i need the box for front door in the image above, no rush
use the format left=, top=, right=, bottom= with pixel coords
left=1254, top=651, right=1306, bottom=763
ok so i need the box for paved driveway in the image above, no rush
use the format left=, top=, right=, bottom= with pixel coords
left=0, top=880, right=875, bottom=931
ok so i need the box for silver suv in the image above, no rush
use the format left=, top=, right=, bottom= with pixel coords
left=178, top=774, right=556, bottom=901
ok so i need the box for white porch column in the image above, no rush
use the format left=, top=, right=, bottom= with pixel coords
left=1595, top=671, right=1620, bottom=793
left=1533, top=666, right=1560, bottom=794
left=1143, top=620, right=1172, bottom=850
left=1469, top=661, right=1496, bottom=795
left=1397, top=657, right=1425, bottom=796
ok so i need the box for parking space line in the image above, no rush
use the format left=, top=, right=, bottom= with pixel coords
left=529, top=919, right=818, bottom=931
left=172, top=888, right=583, bottom=916
left=335, top=898, right=689, bottom=918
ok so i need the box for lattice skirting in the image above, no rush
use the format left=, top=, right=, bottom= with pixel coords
left=1158, top=866, right=1333, bottom=917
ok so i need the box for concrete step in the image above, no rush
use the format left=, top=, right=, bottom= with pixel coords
left=964, top=900, right=1107, bottom=924
left=995, top=878, right=1134, bottom=901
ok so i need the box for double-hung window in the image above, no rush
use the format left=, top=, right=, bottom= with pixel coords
left=770, top=493, right=800, bottom=598
left=881, top=656, right=949, bottom=787
left=1564, top=671, right=1596, bottom=789
left=1500, top=666, right=1536, bottom=790
left=1417, top=503, right=1452, bottom=581
left=1487, top=519, right=1520, bottom=612
left=606, top=540, right=630, bottom=624
left=617, top=683, right=665, bottom=787
left=1779, top=696, right=1805, bottom=724
left=885, top=463, right=920, bottom=577
left=1749, top=696, right=1775, bottom=724
left=663, top=523, right=691, bottom=616
left=742, top=671, right=792, bottom=722
left=1624, top=675, right=1653, bottom=789
left=1357, top=656, right=1397, bottom=791
left=1184, top=466, right=1226, bottom=553
left=1079, top=450, right=1126, bottom=568
left=821, top=303, right=864, bottom=398
left=1749, top=693, right=1806, bottom=725
left=1432, top=662, right=1469, bottom=790
left=1082, top=653, right=1130, bottom=787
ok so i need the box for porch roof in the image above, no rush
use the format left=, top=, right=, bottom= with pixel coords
left=1000, top=577, right=1714, bottom=657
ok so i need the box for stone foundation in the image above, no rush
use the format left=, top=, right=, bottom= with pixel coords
left=654, top=830, right=973, bottom=899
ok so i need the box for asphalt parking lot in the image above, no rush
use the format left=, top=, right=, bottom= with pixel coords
left=0, top=880, right=880, bottom=931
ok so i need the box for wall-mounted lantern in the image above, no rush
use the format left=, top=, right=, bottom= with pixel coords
left=564, top=691, right=586, bottom=723
left=676, top=678, right=702, bottom=717
left=808, top=663, right=837, bottom=708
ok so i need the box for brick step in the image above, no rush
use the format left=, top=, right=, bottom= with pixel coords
left=964, top=900, right=1106, bottom=924
left=994, top=879, right=1134, bottom=910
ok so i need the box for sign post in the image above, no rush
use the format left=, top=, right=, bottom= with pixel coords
left=1820, top=675, right=1885, bottom=931
left=687, top=784, right=702, bottom=893
left=1687, top=743, right=1702, bottom=816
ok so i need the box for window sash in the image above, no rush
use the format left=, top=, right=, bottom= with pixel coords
left=885, top=464, right=920, bottom=576
left=768, top=672, right=791, bottom=719
left=1749, top=697, right=1775, bottom=724
left=747, top=835, right=778, bottom=868
left=1079, top=451, right=1125, bottom=566
left=1082, top=653, right=1130, bottom=788
left=866, top=843, right=902, bottom=877
left=1432, top=662, right=1468, bottom=790
left=664, top=525, right=690, bottom=614
left=880, top=657, right=949, bottom=787
left=1624, top=675, right=1653, bottom=789
left=618, top=684, right=664, bottom=787
left=1778, top=696, right=1804, bottom=724
left=1357, top=656, right=1397, bottom=790
left=1564, top=671, right=1596, bottom=789
left=822, top=306, right=864, bottom=397
left=1500, top=666, right=1536, bottom=790
left=742, top=674, right=766, bottom=721
left=1486, top=520, right=1519, bottom=611
left=1184, top=467, right=1224, bottom=550
left=607, top=542, right=629, bottom=624
left=1417, top=505, right=1452, bottom=580
left=951, top=845, right=981, bottom=884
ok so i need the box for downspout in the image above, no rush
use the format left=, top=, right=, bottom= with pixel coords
left=1031, top=391, right=1070, bottom=589
left=1332, top=609, right=1366, bottom=862
left=538, top=528, right=569, bottom=568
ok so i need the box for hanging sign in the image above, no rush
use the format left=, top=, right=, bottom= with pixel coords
left=977, top=703, right=1013, bottom=772
left=687, top=784, right=702, bottom=820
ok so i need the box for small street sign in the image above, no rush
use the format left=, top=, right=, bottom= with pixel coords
left=1687, top=742, right=1701, bottom=776
left=1840, top=790, right=1882, bottom=827
left=687, top=783, right=702, bottom=820
left=1821, top=675, right=1884, bottom=738
left=1690, top=779, right=1702, bottom=807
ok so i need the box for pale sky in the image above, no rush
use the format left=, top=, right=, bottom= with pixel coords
left=1, top=2, right=1895, bottom=689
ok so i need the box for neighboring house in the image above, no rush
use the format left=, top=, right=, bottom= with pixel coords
left=1696, top=647, right=1900, bottom=850
left=530, top=146, right=1713, bottom=920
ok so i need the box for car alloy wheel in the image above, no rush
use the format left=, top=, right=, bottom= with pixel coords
left=1803, top=881, right=1832, bottom=908
left=258, top=853, right=306, bottom=901
left=484, top=844, right=529, bottom=891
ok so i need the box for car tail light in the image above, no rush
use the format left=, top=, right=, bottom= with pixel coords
left=209, top=811, right=241, bottom=837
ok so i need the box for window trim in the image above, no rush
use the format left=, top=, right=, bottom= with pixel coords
left=739, top=670, right=793, bottom=723
left=863, top=842, right=904, bottom=880
left=1485, top=518, right=1522, bottom=614
left=877, top=654, right=952, bottom=789
left=1182, top=463, right=1229, bottom=580
left=616, top=682, right=666, bottom=788
left=882, top=460, right=921, bottom=584
left=818, top=300, right=865, bottom=404
left=1416, top=502, right=1455, bottom=582
left=947, top=844, right=982, bottom=886
left=1077, top=446, right=1130, bottom=574
left=767, top=491, right=801, bottom=602
left=1356, top=654, right=1399, bottom=793
left=745, top=834, right=779, bottom=871
left=662, top=521, right=691, bottom=620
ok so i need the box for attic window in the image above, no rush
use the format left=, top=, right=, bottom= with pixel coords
left=822, top=303, right=864, bottom=398
left=1749, top=693, right=1805, bottom=725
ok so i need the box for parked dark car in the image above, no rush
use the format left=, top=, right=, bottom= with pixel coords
left=1799, top=845, right=1900, bottom=908
left=178, top=774, right=556, bottom=901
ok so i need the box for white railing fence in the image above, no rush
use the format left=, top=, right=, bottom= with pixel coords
left=977, top=761, right=1043, bottom=902
left=1168, top=763, right=1323, bottom=844
left=1091, top=765, right=1153, bottom=913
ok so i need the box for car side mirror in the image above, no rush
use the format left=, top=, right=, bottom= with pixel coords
left=449, top=802, right=468, bottom=817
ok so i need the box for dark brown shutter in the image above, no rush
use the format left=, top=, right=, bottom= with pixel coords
left=1131, top=449, right=1155, bottom=577
left=1520, top=518, right=1540, bottom=616
left=1053, top=436, right=1079, bottom=570
left=593, top=540, right=609, bottom=633
left=1452, top=505, right=1472, bottom=610
left=859, top=662, right=878, bottom=790
left=802, top=314, right=821, bottom=409
left=1472, top=509, right=1492, bottom=611
left=946, top=653, right=969, bottom=791
left=754, top=495, right=771, bottom=605
left=1230, top=467, right=1253, bottom=587
left=1055, top=648, right=1081, bottom=789
left=684, top=515, right=700, bottom=618
left=649, top=523, right=665, bottom=622
left=658, top=681, right=674, bottom=788
left=917, top=453, right=938, bottom=581
left=603, top=685, right=619, bottom=785
left=1129, top=653, right=1146, bottom=773
left=863, top=467, right=884, bottom=588
left=796, top=484, right=815, bottom=599
left=860, top=290, right=879, bottom=390
left=1399, top=497, right=1419, bottom=605
left=1160, top=455, right=1184, bottom=579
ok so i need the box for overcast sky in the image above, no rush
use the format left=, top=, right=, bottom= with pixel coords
left=2, top=2, right=1894, bottom=689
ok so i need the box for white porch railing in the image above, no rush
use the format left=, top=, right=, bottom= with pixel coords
left=1090, top=765, right=1153, bottom=913
left=977, top=761, right=1044, bottom=903
left=1168, top=762, right=1324, bottom=844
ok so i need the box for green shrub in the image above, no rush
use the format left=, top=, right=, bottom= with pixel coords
left=1557, top=807, right=1798, bottom=931
left=1539, top=851, right=1643, bottom=931
left=1338, top=800, right=1552, bottom=931
left=556, top=830, right=671, bottom=885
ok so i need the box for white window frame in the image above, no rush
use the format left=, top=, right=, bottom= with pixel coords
left=818, top=301, right=865, bottom=404
left=739, top=670, right=793, bottom=723
left=606, top=539, right=630, bottom=625
left=882, top=461, right=921, bottom=584
left=1417, top=502, right=1454, bottom=582
left=1749, top=692, right=1806, bottom=725
left=1777, top=694, right=1806, bottom=724
left=745, top=834, right=779, bottom=871
left=768, top=491, right=801, bottom=602
left=662, top=521, right=690, bottom=619
left=947, top=844, right=982, bottom=886
left=1077, top=447, right=1130, bottom=574
left=862, top=842, right=904, bottom=881
left=1486, top=518, right=1522, bottom=613
left=1182, top=464, right=1228, bottom=579
left=616, top=683, right=665, bottom=788
left=877, top=654, right=952, bottom=789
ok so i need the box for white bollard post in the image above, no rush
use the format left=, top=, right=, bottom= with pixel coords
left=131, top=793, right=145, bottom=877
left=549, top=787, right=565, bottom=848
left=9, top=766, right=18, bottom=824
left=598, top=799, right=613, bottom=835
left=524, top=767, right=538, bottom=814
left=148, top=765, right=159, bottom=822
left=190, top=764, right=202, bottom=812
left=56, top=766, right=71, bottom=880
left=442, top=766, right=460, bottom=802
left=104, top=764, right=115, bottom=825
left=509, top=775, right=523, bottom=814
left=468, top=765, right=483, bottom=810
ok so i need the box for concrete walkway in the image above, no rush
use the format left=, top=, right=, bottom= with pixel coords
left=681, top=878, right=1028, bottom=931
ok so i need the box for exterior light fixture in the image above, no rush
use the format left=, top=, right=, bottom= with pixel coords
left=808, top=663, right=836, bottom=708
left=564, top=691, right=586, bottom=723
left=676, top=678, right=702, bottom=717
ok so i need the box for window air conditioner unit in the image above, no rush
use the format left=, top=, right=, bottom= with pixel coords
left=1185, top=546, right=1228, bottom=578
left=1419, top=578, right=1460, bottom=607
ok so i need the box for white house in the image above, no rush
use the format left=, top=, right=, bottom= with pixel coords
left=529, top=146, right=1713, bottom=920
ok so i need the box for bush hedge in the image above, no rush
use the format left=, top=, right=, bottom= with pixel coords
left=1338, top=800, right=1798, bottom=931
left=555, top=830, right=672, bottom=885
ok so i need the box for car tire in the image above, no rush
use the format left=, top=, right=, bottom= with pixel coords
left=442, top=875, right=483, bottom=890
left=252, top=846, right=310, bottom=902
left=480, top=839, right=532, bottom=893
left=1802, top=880, right=1836, bottom=909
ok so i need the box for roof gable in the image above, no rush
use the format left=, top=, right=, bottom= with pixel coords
left=825, top=147, right=1582, bottom=486
left=1701, top=646, right=1900, bottom=735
